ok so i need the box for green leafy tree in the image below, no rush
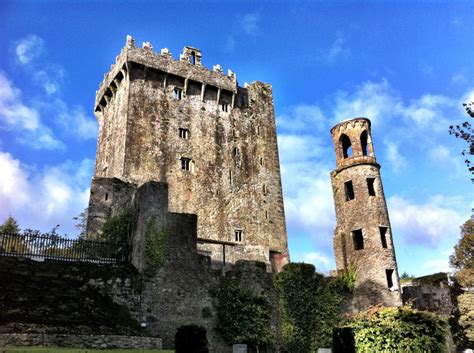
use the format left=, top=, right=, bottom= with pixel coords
left=450, top=219, right=474, bottom=287
left=73, top=208, right=88, bottom=238
left=0, top=215, right=20, bottom=234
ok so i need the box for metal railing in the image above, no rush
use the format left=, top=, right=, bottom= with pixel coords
left=0, top=232, right=125, bottom=264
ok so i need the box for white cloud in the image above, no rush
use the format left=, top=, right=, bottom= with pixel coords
left=323, top=32, right=350, bottom=64
left=422, top=259, right=451, bottom=274
left=0, top=72, right=64, bottom=150
left=384, top=141, right=407, bottom=173
left=241, top=13, right=259, bottom=36
left=15, top=34, right=44, bottom=65
left=292, top=251, right=333, bottom=274
left=388, top=195, right=466, bottom=247
left=451, top=72, right=467, bottom=85
left=0, top=152, right=93, bottom=236
left=56, top=102, right=97, bottom=140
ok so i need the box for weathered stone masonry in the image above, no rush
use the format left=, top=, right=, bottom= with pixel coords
left=87, top=35, right=289, bottom=270
left=330, top=117, right=402, bottom=310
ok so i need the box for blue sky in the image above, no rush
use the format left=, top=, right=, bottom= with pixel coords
left=0, top=1, right=472, bottom=277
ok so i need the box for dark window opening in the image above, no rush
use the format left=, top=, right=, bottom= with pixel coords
left=344, top=180, right=355, bottom=201
left=179, top=128, right=189, bottom=139
left=257, top=126, right=260, bottom=136
left=259, top=157, right=263, bottom=166
left=340, top=134, right=352, bottom=158
left=352, top=229, right=364, bottom=250
left=181, top=157, right=191, bottom=171
left=380, top=226, right=388, bottom=248
left=265, top=210, right=268, bottom=219
left=173, top=87, right=182, bottom=100
left=361, top=130, right=368, bottom=156
left=233, top=147, right=239, bottom=157
left=229, top=170, right=232, bottom=185
left=190, top=51, right=196, bottom=65
left=367, top=178, right=376, bottom=196
left=263, top=184, right=267, bottom=195
left=235, top=229, right=243, bottom=242
left=221, top=104, right=229, bottom=112
left=105, top=193, right=108, bottom=201
left=386, top=269, right=394, bottom=288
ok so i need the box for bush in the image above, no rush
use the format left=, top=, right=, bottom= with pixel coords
left=336, top=306, right=448, bottom=352
left=274, top=263, right=345, bottom=352
left=174, top=324, right=209, bottom=353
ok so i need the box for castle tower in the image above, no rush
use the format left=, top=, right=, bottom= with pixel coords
left=87, top=35, right=289, bottom=271
left=330, top=117, right=402, bottom=310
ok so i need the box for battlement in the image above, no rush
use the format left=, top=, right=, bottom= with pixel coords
left=95, top=35, right=239, bottom=113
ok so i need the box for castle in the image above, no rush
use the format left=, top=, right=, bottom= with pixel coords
left=330, top=118, right=402, bottom=310
left=86, top=35, right=289, bottom=272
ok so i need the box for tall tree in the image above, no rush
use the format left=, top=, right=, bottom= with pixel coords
left=450, top=218, right=474, bottom=287
left=0, top=215, right=20, bottom=234
left=449, top=101, right=473, bottom=174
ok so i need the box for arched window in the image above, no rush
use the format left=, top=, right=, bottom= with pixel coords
left=340, top=134, right=352, bottom=158
left=190, top=51, right=196, bottom=65
left=360, top=130, right=368, bottom=156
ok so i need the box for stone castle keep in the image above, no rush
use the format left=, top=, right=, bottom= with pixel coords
left=86, top=35, right=289, bottom=271
left=330, top=118, right=402, bottom=310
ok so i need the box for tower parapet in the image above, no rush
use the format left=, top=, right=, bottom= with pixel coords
left=330, top=117, right=402, bottom=311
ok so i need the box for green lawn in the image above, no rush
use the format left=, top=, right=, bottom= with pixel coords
left=0, top=348, right=174, bottom=353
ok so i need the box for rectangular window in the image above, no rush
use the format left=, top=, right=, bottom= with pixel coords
left=181, top=157, right=191, bottom=170
left=386, top=269, right=394, bottom=289
left=344, top=180, right=355, bottom=201
left=179, top=128, right=189, bottom=139
left=352, top=229, right=364, bottom=250
left=234, top=229, right=243, bottom=242
left=379, top=226, right=388, bottom=248
left=173, top=87, right=182, bottom=100
left=221, top=104, right=229, bottom=112
left=367, top=178, right=376, bottom=196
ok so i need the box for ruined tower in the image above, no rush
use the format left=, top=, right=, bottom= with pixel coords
left=87, top=35, right=289, bottom=271
left=330, top=117, right=402, bottom=310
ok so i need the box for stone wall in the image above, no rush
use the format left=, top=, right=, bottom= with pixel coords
left=88, top=36, right=289, bottom=267
left=0, top=333, right=162, bottom=349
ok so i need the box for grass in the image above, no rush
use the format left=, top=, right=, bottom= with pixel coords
left=0, top=349, right=174, bottom=353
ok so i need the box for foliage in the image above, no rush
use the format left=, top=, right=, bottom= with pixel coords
left=174, top=324, right=209, bottom=353
left=274, top=263, right=345, bottom=352
left=73, top=208, right=88, bottom=238
left=101, top=207, right=137, bottom=261
left=449, top=101, right=473, bottom=174
left=400, top=271, right=415, bottom=279
left=0, top=215, right=20, bottom=234
left=1, top=349, right=174, bottom=353
left=338, top=306, right=448, bottom=353
left=336, top=263, right=357, bottom=292
left=211, top=277, right=274, bottom=351
left=143, top=218, right=169, bottom=279
left=450, top=218, right=474, bottom=287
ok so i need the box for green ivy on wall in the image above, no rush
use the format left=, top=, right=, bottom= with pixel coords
left=143, top=218, right=169, bottom=279
left=210, top=277, right=274, bottom=352
left=101, top=207, right=138, bottom=261
left=274, top=263, right=345, bottom=352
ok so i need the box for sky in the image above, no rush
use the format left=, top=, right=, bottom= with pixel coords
left=0, top=0, right=472, bottom=277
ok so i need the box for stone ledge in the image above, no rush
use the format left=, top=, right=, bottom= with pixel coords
left=0, top=333, right=162, bottom=349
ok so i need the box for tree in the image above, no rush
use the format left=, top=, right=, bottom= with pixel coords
left=73, top=208, right=88, bottom=238
left=450, top=219, right=474, bottom=287
left=449, top=101, right=473, bottom=174
left=0, top=215, right=20, bottom=234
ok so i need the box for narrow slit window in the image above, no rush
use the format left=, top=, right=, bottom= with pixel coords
left=344, top=180, right=355, bottom=201
left=263, top=184, right=267, bottom=195
left=221, top=104, right=229, bottom=112
left=229, top=170, right=232, bottom=185
left=257, top=126, right=260, bottom=136
left=380, top=226, right=388, bottom=248
left=386, top=269, right=394, bottom=289
left=173, top=87, right=183, bottom=100
left=361, top=130, right=368, bottom=156
left=179, top=128, right=189, bottom=139
left=367, top=178, right=376, bottom=196
left=181, top=157, right=191, bottom=171
left=265, top=210, right=268, bottom=219
left=234, top=229, right=243, bottom=242
left=190, top=51, right=196, bottom=65
left=233, top=147, right=239, bottom=157
left=352, top=229, right=364, bottom=250
left=105, top=193, right=108, bottom=201
left=259, top=157, right=263, bottom=166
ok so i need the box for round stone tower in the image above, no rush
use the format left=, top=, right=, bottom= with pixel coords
left=330, top=117, right=402, bottom=311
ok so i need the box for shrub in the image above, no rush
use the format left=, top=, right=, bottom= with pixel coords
left=174, top=324, right=209, bottom=353
left=336, top=306, right=448, bottom=353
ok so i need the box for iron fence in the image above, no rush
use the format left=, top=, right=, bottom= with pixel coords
left=0, top=232, right=125, bottom=264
